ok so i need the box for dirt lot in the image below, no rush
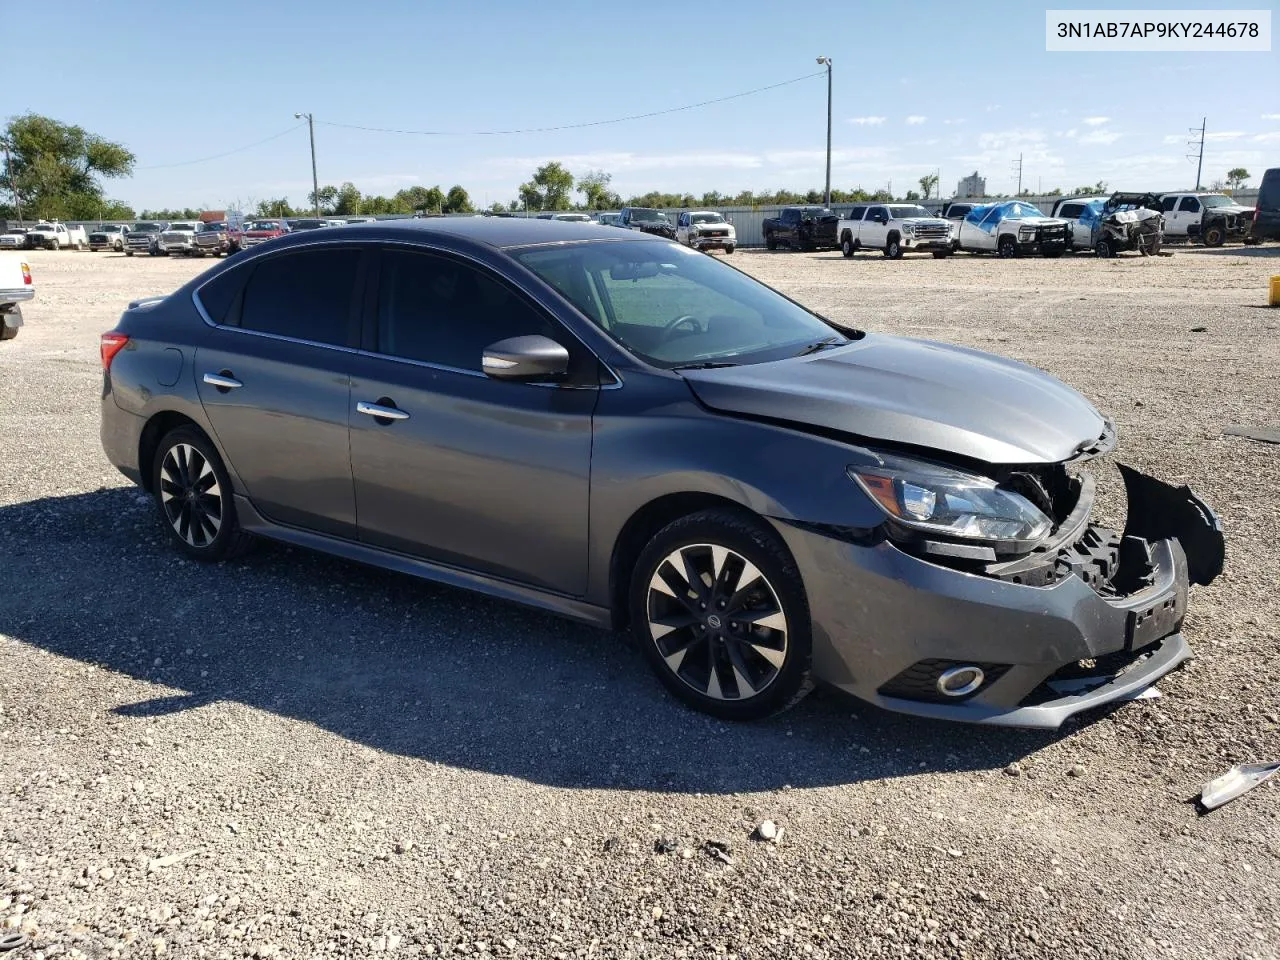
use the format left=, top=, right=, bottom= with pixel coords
left=2, top=245, right=1279, bottom=959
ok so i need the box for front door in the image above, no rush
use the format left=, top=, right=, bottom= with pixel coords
left=348, top=248, right=597, bottom=595
left=194, top=246, right=364, bottom=538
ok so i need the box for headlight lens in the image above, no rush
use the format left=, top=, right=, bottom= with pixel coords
left=1018, top=225, right=1036, bottom=239
left=847, top=450, right=1051, bottom=545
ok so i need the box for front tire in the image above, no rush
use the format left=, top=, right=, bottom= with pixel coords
left=765, top=235, right=778, bottom=251
left=125, top=250, right=134, bottom=257
left=50, top=239, right=60, bottom=251
left=997, top=236, right=1018, bottom=258
left=151, top=427, right=253, bottom=562
left=931, top=250, right=950, bottom=259
left=1094, top=239, right=1114, bottom=258
left=629, top=509, right=813, bottom=721
left=1202, top=224, right=1225, bottom=247
left=884, top=236, right=903, bottom=259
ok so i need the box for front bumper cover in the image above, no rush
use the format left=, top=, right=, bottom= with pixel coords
left=775, top=465, right=1223, bottom=728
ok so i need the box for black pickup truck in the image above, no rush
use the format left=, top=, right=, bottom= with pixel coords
left=762, top=206, right=840, bottom=251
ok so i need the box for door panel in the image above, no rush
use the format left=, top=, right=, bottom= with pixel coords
left=196, top=332, right=355, bottom=537
left=349, top=359, right=596, bottom=594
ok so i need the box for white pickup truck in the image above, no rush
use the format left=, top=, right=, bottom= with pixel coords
left=956, top=200, right=1069, bottom=257
left=25, top=221, right=88, bottom=250
left=1158, top=192, right=1254, bottom=245
left=837, top=203, right=954, bottom=259
left=1050, top=195, right=1108, bottom=251
left=0, top=255, right=34, bottom=341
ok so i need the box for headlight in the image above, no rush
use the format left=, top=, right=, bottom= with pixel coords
left=902, top=224, right=915, bottom=236
left=847, top=449, right=1051, bottom=546
left=1018, top=226, right=1036, bottom=240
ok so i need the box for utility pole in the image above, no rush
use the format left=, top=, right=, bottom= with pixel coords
left=816, top=57, right=833, bottom=207
left=1189, top=117, right=1206, bottom=190
left=295, top=113, right=320, bottom=217
left=1, top=138, right=23, bottom=223
left=1012, top=153, right=1023, bottom=195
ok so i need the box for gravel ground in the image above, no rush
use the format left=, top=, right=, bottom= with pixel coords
left=2, top=245, right=1279, bottom=960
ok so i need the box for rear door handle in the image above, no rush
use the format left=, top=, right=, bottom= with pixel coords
left=356, top=400, right=410, bottom=421
left=202, top=372, right=243, bottom=390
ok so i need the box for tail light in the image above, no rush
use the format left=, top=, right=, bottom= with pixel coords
left=100, top=331, right=130, bottom=369
left=20, top=262, right=31, bottom=285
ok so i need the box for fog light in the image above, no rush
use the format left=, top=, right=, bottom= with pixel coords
left=936, top=665, right=985, bottom=697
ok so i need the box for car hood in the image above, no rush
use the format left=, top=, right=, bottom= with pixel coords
left=1210, top=204, right=1253, bottom=215
left=679, top=334, right=1107, bottom=465
left=900, top=217, right=950, bottom=227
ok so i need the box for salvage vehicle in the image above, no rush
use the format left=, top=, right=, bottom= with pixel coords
left=125, top=222, right=166, bottom=257
left=617, top=207, right=677, bottom=239
left=160, top=222, right=202, bottom=256
left=0, top=255, right=33, bottom=341
left=595, top=213, right=622, bottom=227
left=193, top=221, right=230, bottom=257
left=240, top=219, right=290, bottom=248
left=99, top=219, right=1224, bottom=728
left=956, top=201, right=1069, bottom=257
left=676, top=211, right=736, bottom=253
left=1246, top=167, right=1280, bottom=243
left=0, top=228, right=29, bottom=250
left=1049, top=195, right=1109, bottom=251
left=25, top=221, right=88, bottom=250
left=1082, top=193, right=1165, bottom=258
left=837, top=203, right=953, bottom=259
left=89, top=224, right=130, bottom=252
left=762, top=206, right=839, bottom=251
left=1159, top=192, right=1254, bottom=246
left=941, top=201, right=986, bottom=251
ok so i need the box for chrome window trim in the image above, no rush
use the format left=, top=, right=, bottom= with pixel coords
left=190, top=236, right=622, bottom=388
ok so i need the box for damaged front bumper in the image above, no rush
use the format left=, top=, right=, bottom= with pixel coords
left=775, top=465, right=1223, bottom=728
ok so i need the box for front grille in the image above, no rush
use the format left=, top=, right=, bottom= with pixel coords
left=879, top=659, right=1011, bottom=703
left=913, top=225, right=950, bottom=239
left=701, top=228, right=729, bottom=238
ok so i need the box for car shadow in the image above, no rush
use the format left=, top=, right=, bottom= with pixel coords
left=0, top=488, right=1074, bottom=794
left=1174, top=245, right=1280, bottom=258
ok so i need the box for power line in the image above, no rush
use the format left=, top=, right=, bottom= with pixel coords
left=137, top=123, right=308, bottom=170
left=314, top=71, right=826, bottom=138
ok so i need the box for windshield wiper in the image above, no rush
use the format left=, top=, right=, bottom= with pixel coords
left=672, top=360, right=739, bottom=370
left=794, top=336, right=845, bottom=357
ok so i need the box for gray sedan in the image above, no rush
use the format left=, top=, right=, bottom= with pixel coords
left=99, top=219, right=1223, bottom=726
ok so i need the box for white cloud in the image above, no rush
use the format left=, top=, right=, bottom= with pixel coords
left=1261, top=113, right=1280, bottom=120
left=849, top=116, right=887, bottom=126
left=905, top=115, right=927, bottom=125
left=1062, top=128, right=1079, bottom=139
left=942, top=118, right=966, bottom=126
left=1078, top=128, right=1122, bottom=145
left=985, top=104, right=1001, bottom=112
left=1205, top=131, right=1245, bottom=140
left=977, top=128, right=1046, bottom=150
left=1254, top=132, right=1280, bottom=142
left=1082, top=116, right=1110, bottom=126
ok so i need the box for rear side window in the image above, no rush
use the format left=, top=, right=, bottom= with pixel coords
left=846, top=205, right=866, bottom=220
left=195, top=266, right=246, bottom=325
left=239, top=249, right=360, bottom=346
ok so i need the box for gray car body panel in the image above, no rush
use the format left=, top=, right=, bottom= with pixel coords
left=100, top=218, right=1217, bottom=728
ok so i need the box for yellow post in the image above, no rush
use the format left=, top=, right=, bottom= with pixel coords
left=1270, top=276, right=1280, bottom=307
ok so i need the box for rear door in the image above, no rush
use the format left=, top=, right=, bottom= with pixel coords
left=347, top=247, right=597, bottom=594
left=194, top=245, right=365, bottom=538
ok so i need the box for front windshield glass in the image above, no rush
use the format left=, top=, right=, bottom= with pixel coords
left=888, top=205, right=932, bottom=219
left=630, top=209, right=667, bottom=222
left=169, top=223, right=195, bottom=231
left=690, top=213, right=726, bottom=224
left=1200, top=194, right=1233, bottom=208
left=134, top=223, right=160, bottom=232
left=515, top=240, right=846, bottom=368
left=247, top=221, right=280, bottom=231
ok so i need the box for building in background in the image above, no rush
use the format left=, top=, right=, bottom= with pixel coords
left=956, top=172, right=986, bottom=198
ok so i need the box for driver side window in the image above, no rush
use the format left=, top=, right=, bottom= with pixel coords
left=1178, top=196, right=1201, bottom=213
left=375, top=249, right=558, bottom=372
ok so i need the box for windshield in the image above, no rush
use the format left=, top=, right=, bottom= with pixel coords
left=888, top=205, right=933, bottom=219
left=515, top=240, right=846, bottom=368
left=133, top=223, right=161, bottom=232
left=5, top=230, right=24, bottom=236
left=630, top=209, right=668, bottom=223
left=1200, top=194, right=1234, bottom=208
left=247, top=221, right=280, bottom=231
left=293, top=220, right=325, bottom=228
left=690, top=213, right=726, bottom=224
left=168, top=223, right=196, bottom=231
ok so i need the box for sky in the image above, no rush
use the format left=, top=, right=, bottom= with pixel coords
left=6, top=0, right=1278, bottom=210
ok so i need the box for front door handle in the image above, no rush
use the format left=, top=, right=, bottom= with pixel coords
left=356, top=400, right=410, bottom=422
left=203, top=372, right=243, bottom=391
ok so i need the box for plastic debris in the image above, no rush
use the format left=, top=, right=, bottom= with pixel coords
left=1199, top=762, right=1280, bottom=812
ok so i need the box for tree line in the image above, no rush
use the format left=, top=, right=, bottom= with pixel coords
left=1, top=114, right=1257, bottom=223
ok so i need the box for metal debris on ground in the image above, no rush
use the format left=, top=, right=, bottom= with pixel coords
left=147, top=848, right=203, bottom=871
left=704, top=840, right=734, bottom=865
left=1223, top=424, right=1280, bottom=445
left=0, top=932, right=27, bottom=952
left=1198, top=762, right=1280, bottom=812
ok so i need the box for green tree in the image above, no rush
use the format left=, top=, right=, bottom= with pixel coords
left=918, top=172, right=939, bottom=199
left=577, top=169, right=619, bottom=210
left=392, top=185, right=444, bottom=214
left=306, top=184, right=339, bottom=214
left=1226, top=167, right=1250, bottom=191
left=519, top=161, right=575, bottom=211
left=2, top=113, right=135, bottom=220
left=904, top=189, right=920, bottom=201
left=254, top=198, right=295, bottom=218
left=139, top=207, right=201, bottom=220
left=443, top=185, right=474, bottom=214
left=360, top=194, right=397, bottom=215
left=1070, top=180, right=1108, bottom=195
left=333, top=182, right=363, bottom=216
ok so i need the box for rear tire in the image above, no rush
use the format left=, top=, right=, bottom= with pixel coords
left=841, top=235, right=855, bottom=258
left=629, top=509, right=813, bottom=721
left=0, top=323, right=18, bottom=341
left=151, top=426, right=253, bottom=562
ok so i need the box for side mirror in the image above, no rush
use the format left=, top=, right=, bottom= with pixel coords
left=482, top=335, right=569, bottom=382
